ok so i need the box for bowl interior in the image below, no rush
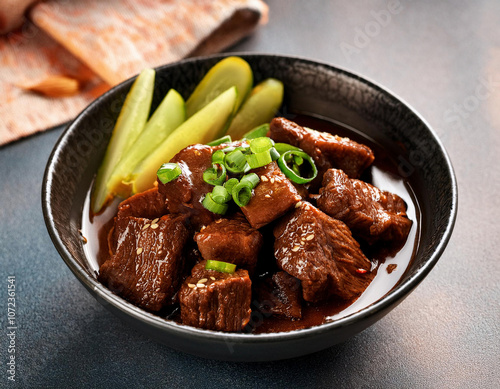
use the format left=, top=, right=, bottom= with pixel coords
left=42, top=54, right=457, bottom=361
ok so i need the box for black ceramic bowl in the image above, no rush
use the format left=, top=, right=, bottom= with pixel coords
left=42, top=54, right=457, bottom=362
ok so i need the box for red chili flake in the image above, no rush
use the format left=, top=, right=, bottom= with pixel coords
left=356, top=268, right=368, bottom=274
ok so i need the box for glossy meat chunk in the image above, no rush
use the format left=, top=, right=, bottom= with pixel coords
left=157, top=144, right=216, bottom=230
left=253, top=271, right=302, bottom=319
left=99, top=214, right=189, bottom=312
left=115, top=187, right=168, bottom=220
left=317, top=169, right=412, bottom=245
left=241, top=161, right=301, bottom=229
left=269, top=117, right=374, bottom=183
left=195, top=214, right=263, bottom=272
left=179, top=261, right=252, bottom=332
left=273, top=202, right=374, bottom=303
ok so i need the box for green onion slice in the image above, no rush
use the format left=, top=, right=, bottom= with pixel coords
left=203, top=163, right=226, bottom=186
left=274, top=142, right=302, bottom=155
left=232, top=181, right=253, bottom=207
left=223, top=178, right=239, bottom=196
left=202, top=193, right=228, bottom=215
left=207, top=135, right=232, bottom=146
left=246, top=149, right=273, bottom=169
left=225, top=149, right=248, bottom=173
left=277, top=150, right=318, bottom=184
left=211, top=185, right=231, bottom=204
left=240, top=173, right=260, bottom=189
left=269, top=147, right=280, bottom=161
left=242, top=123, right=270, bottom=140
left=205, top=260, right=236, bottom=273
left=157, top=163, right=182, bottom=184
left=211, top=149, right=226, bottom=164
left=249, top=136, right=274, bottom=153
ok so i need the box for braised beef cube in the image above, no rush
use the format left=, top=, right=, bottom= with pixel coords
left=273, top=202, right=374, bottom=302
left=269, top=117, right=374, bottom=183
left=116, top=187, right=168, bottom=219
left=98, top=214, right=189, bottom=312
left=157, top=144, right=216, bottom=230
left=195, top=214, right=263, bottom=272
left=317, top=169, right=412, bottom=245
left=179, top=261, right=252, bottom=332
left=254, top=271, right=302, bottom=319
left=108, top=187, right=169, bottom=254
left=241, top=161, right=301, bottom=229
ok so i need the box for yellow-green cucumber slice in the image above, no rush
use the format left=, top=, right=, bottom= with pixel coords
left=91, top=68, right=155, bottom=213
left=226, top=78, right=284, bottom=140
left=186, top=56, right=252, bottom=118
left=107, top=89, right=186, bottom=198
left=132, top=86, right=238, bottom=194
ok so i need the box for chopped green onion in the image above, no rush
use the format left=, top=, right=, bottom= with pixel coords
left=294, top=154, right=304, bottom=166
left=242, top=123, right=270, bottom=140
left=274, top=142, right=302, bottom=155
left=207, top=135, right=232, bottom=146
left=232, top=181, right=253, bottom=207
left=269, top=147, right=280, bottom=161
left=277, top=150, right=318, bottom=184
left=157, top=162, right=182, bottom=184
left=203, top=163, right=226, bottom=186
left=212, top=185, right=231, bottom=204
left=246, top=149, right=273, bottom=169
left=240, top=173, right=260, bottom=189
left=202, top=193, right=228, bottom=215
left=249, top=137, right=274, bottom=153
left=211, top=149, right=226, bottom=164
left=223, top=178, right=239, bottom=196
left=225, top=149, right=248, bottom=173
left=205, top=260, right=236, bottom=273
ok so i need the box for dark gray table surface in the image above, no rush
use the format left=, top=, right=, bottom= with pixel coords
left=1, top=1, right=499, bottom=387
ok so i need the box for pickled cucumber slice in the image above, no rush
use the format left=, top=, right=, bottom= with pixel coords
left=186, top=56, right=252, bottom=118
left=91, top=68, right=155, bottom=213
left=131, top=86, right=238, bottom=194
left=226, top=78, right=284, bottom=140
left=106, top=89, right=186, bottom=198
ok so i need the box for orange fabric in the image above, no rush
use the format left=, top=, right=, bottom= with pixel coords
left=0, top=0, right=268, bottom=145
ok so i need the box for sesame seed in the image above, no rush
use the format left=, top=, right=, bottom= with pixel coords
left=292, top=245, right=300, bottom=252
left=142, top=223, right=150, bottom=230
left=261, top=175, right=268, bottom=182
left=265, top=194, right=271, bottom=198
left=196, top=283, right=206, bottom=288
left=306, top=234, right=314, bottom=240
left=210, top=276, right=216, bottom=281
left=151, top=218, right=159, bottom=224
left=188, top=283, right=196, bottom=288
left=136, top=247, right=143, bottom=255
left=198, top=278, right=208, bottom=284
left=150, top=223, right=159, bottom=229
left=270, top=177, right=275, bottom=184
left=295, top=201, right=302, bottom=208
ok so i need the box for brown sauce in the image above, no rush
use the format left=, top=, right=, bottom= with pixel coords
left=81, top=114, right=420, bottom=334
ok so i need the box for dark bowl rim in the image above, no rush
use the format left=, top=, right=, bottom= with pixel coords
left=42, top=52, right=458, bottom=344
